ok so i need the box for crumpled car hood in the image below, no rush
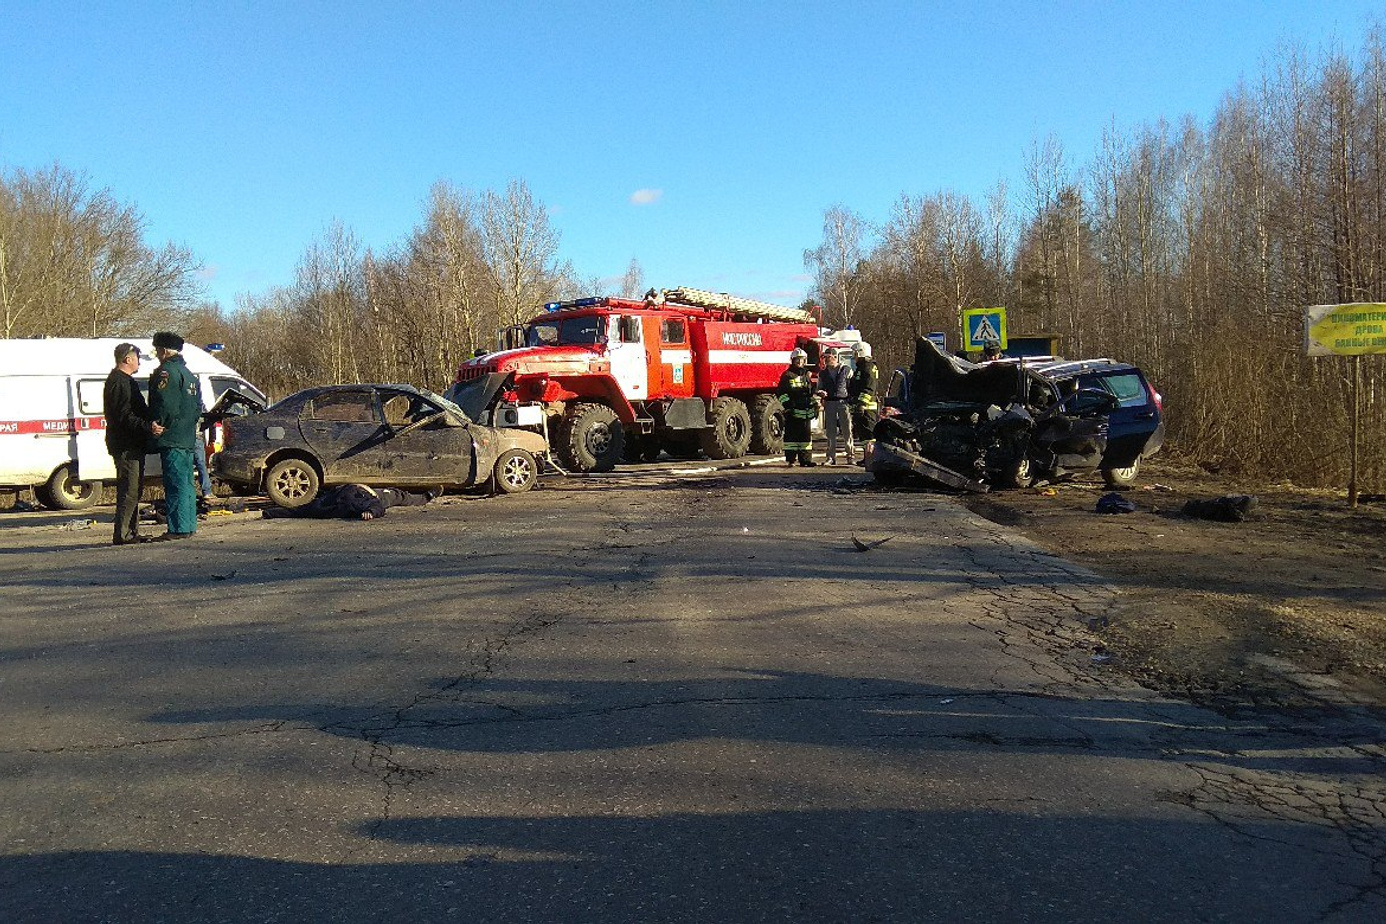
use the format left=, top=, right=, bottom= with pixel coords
left=909, top=338, right=1027, bottom=409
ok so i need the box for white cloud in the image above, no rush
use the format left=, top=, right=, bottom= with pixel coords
left=630, top=188, right=663, bottom=206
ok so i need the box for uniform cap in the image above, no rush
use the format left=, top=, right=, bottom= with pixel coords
left=152, top=331, right=184, bottom=351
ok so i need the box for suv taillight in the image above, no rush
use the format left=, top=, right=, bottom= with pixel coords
left=1148, top=383, right=1163, bottom=412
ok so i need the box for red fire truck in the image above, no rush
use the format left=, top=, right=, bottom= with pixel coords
left=446, top=286, right=867, bottom=472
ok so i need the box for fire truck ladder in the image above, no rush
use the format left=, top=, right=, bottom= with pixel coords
left=664, top=287, right=816, bottom=324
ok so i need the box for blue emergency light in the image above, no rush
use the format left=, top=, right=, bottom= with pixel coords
left=204, top=343, right=226, bottom=353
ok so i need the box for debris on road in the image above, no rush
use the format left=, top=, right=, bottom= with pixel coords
left=1095, top=493, right=1137, bottom=514
left=850, top=534, right=894, bottom=552
left=1182, top=494, right=1259, bottom=522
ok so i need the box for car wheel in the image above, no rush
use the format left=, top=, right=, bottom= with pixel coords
left=492, top=449, right=538, bottom=494
left=1001, top=456, right=1035, bottom=489
left=1102, top=459, right=1141, bottom=487
left=265, top=457, right=320, bottom=508
left=39, top=463, right=102, bottom=510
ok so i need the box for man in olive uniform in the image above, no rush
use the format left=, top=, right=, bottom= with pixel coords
left=776, top=347, right=818, bottom=467
left=148, top=331, right=201, bottom=539
left=103, top=342, right=162, bottom=545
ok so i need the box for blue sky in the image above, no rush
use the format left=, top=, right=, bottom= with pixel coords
left=2, top=1, right=1381, bottom=311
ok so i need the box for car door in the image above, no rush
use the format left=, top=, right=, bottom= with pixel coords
left=374, top=388, right=477, bottom=486
left=299, top=388, right=392, bottom=482
left=1081, top=371, right=1160, bottom=467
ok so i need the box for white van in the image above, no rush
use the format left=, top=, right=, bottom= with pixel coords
left=0, top=338, right=267, bottom=510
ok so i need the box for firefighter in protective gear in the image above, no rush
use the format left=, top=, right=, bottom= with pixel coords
left=776, top=347, right=818, bottom=466
left=848, top=341, right=879, bottom=465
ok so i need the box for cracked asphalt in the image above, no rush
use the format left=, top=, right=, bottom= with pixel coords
left=1, top=468, right=1383, bottom=922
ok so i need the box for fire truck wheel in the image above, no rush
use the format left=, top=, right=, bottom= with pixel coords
left=702, top=397, right=752, bottom=459
left=37, top=463, right=102, bottom=511
left=492, top=449, right=538, bottom=494
left=748, top=395, right=785, bottom=455
left=560, top=403, right=624, bottom=472
left=265, top=457, right=321, bottom=508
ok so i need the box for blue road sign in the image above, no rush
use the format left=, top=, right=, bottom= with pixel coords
left=962, top=308, right=1008, bottom=350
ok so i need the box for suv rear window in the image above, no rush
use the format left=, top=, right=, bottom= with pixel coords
left=1097, top=372, right=1149, bottom=407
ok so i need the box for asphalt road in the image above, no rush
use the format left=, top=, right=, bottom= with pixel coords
left=1, top=467, right=1383, bottom=923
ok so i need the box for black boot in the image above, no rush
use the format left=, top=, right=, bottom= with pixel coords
left=784, top=451, right=797, bottom=466
left=799, top=451, right=816, bottom=467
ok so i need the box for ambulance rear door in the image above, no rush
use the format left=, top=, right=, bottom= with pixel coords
left=72, top=375, right=117, bottom=481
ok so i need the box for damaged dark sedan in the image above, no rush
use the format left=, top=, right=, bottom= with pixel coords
left=213, top=384, right=549, bottom=507
left=870, top=338, right=1164, bottom=492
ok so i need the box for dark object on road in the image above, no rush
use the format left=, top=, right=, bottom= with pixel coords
left=214, top=384, right=548, bottom=508
left=261, top=484, right=435, bottom=520
left=869, top=338, right=1164, bottom=491
left=1182, top=494, right=1259, bottom=522
left=1096, top=492, right=1138, bottom=514
left=850, top=534, right=894, bottom=552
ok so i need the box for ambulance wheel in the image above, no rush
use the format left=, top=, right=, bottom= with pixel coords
left=702, top=397, right=751, bottom=459
left=749, top=395, right=785, bottom=455
left=38, top=464, right=102, bottom=511
left=492, top=449, right=538, bottom=494
left=560, top=403, right=624, bottom=473
left=265, top=457, right=320, bottom=508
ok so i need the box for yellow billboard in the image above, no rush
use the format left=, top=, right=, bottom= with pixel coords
left=1305, top=302, right=1386, bottom=356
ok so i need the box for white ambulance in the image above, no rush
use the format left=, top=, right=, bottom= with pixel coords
left=0, top=338, right=267, bottom=509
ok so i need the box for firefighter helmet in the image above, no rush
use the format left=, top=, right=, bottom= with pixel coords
left=790, top=348, right=808, bottom=364
left=854, top=342, right=872, bottom=359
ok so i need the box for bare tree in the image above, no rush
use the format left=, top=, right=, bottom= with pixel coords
left=803, top=205, right=868, bottom=329
left=619, top=257, right=645, bottom=298
left=480, top=179, right=564, bottom=328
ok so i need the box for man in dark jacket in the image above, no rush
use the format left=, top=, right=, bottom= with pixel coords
left=148, top=331, right=202, bottom=539
left=103, top=342, right=162, bottom=545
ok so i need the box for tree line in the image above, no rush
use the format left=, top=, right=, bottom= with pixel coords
left=2, top=30, right=1383, bottom=489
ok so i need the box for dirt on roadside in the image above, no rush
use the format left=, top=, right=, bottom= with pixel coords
left=958, top=458, right=1386, bottom=714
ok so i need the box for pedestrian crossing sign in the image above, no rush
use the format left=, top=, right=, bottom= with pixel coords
left=962, top=307, right=1008, bottom=351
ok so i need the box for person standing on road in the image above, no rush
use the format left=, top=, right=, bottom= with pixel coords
left=776, top=347, right=818, bottom=467
left=848, top=341, right=879, bottom=465
left=816, top=349, right=854, bottom=465
left=103, top=343, right=164, bottom=545
left=148, top=332, right=201, bottom=540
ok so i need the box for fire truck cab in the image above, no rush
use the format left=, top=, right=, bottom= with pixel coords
left=448, top=287, right=867, bottom=472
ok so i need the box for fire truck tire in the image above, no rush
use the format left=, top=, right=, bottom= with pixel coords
left=37, top=463, right=102, bottom=511
left=560, top=403, right=624, bottom=472
left=702, top=397, right=752, bottom=459
left=748, top=395, right=785, bottom=455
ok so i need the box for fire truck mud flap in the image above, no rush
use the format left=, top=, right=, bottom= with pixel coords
left=867, top=442, right=991, bottom=493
